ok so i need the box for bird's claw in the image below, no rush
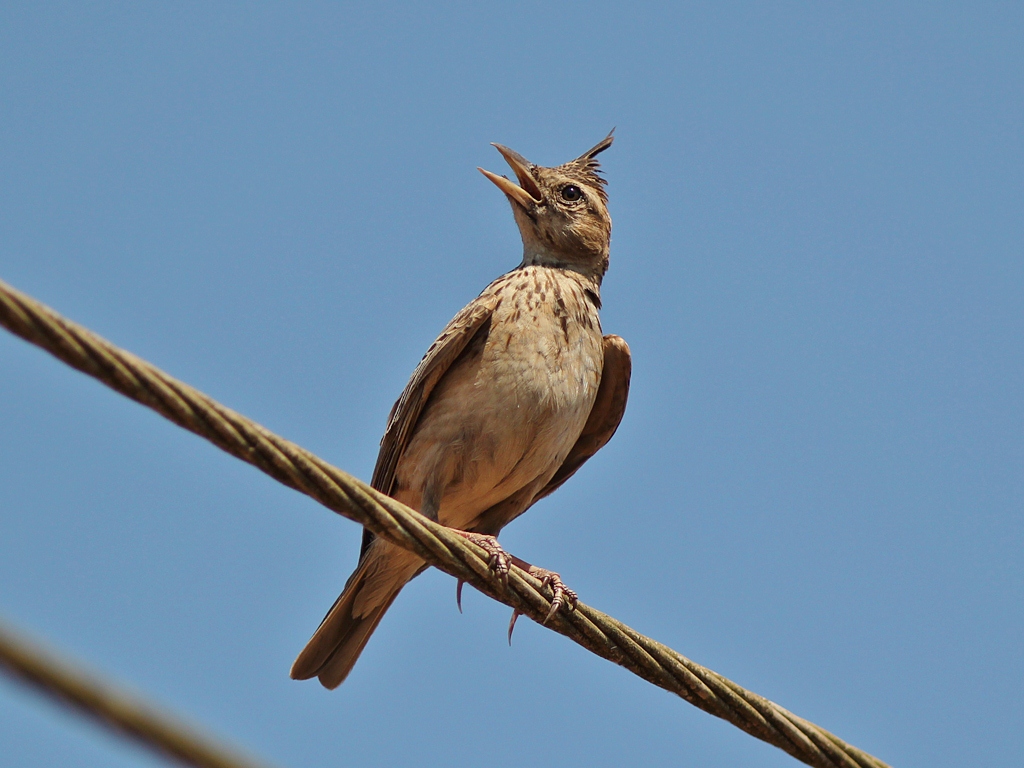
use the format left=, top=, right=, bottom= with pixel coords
left=454, top=532, right=511, bottom=614
left=458, top=532, right=511, bottom=583
left=507, top=567, right=577, bottom=643
left=507, top=609, right=521, bottom=644
left=532, top=567, right=578, bottom=624
left=452, top=531, right=576, bottom=643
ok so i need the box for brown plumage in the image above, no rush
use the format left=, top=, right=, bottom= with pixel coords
left=291, top=133, right=631, bottom=688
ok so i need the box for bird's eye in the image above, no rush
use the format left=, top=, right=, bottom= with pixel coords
left=560, top=184, right=583, bottom=202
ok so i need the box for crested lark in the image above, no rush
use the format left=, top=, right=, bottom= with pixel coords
left=291, top=133, right=631, bottom=688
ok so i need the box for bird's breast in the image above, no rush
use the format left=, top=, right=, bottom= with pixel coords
left=393, top=267, right=605, bottom=529
left=482, top=274, right=603, bottom=413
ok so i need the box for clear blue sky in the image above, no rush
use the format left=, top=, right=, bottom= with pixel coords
left=1, top=4, right=1021, bottom=767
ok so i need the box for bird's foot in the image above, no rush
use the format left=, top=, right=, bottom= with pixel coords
left=456, top=531, right=512, bottom=579
left=454, top=531, right=511, bottom=613
left=531, top=567, right=579, bottom=623
left=506, top=566, right=578, bottom=643
left=451, top=531, right=577, bottom=642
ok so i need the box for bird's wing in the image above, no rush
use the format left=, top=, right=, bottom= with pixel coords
left=533, top=334, right=631, bottom=502
left=359, top=292, right=499, bottom=558
left=372, top=292, right=499, bottom=495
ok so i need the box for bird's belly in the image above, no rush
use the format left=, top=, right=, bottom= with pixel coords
left=394, top=311, right=603, bottom=530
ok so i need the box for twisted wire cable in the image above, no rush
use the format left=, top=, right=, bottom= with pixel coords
left=0, top=277, right=890, bottom=768
left=0, top=620, right=275, bottom=768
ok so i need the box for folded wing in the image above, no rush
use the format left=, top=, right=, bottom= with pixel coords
left=534, top=334, right=631, bottom=502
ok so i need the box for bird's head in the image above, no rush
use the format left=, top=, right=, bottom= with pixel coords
left=479, top=132, right=614, bottom=283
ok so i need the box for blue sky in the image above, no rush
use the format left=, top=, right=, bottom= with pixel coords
left=1, top=3, right=1021, bottom=767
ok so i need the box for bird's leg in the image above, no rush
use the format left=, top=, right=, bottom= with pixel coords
left=451, top=531, right=578, bottom=641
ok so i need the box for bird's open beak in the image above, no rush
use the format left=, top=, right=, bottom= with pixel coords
left=478, top=144, right=544, bottom=209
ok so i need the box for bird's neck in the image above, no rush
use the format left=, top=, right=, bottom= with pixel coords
left=520, top=243, right=607, bottom=288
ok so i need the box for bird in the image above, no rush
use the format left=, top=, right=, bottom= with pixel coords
left=290, top=133, right=631, bottom=689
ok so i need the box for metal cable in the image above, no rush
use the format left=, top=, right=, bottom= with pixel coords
left=0, top=277, right=890, bottom=768
left=0, top=620, right=275, bottom=768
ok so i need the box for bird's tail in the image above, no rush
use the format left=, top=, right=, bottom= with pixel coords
left=290, top=544, right=420, bottom=689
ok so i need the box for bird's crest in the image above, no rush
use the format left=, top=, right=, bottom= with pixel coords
left=558, top=129, right=614, bottom=202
